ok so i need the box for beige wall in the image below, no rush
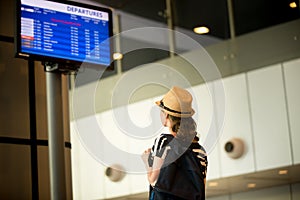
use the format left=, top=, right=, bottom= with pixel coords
left=0, top=0, right=299, bottom=199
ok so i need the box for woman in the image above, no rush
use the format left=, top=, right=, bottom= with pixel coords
left=142, top=86, right=208, bottom=200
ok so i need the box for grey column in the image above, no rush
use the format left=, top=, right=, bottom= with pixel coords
left=46, top=71, right=67, bottom=200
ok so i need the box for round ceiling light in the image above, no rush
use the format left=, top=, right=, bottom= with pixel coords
left=193, top=26, right=210, bottom=34
left=290, top=2, right=297, bottom=8
left=113, top=52, right=123, bottom=60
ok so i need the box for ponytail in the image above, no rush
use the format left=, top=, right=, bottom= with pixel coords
left=168, top=115, right=197, bottom=143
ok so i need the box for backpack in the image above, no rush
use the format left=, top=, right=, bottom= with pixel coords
left=152, top=139, right=206, bottom=200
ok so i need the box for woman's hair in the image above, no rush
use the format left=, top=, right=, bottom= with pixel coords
left=168, top=115, right=197, bottom=143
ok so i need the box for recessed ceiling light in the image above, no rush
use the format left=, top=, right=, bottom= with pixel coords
left=278, top=169, right=288, bottom=175
left=247, top=183, right=256, bottom=188
left=193, top=26, right=210, bottom=34
left=113, top=52, right=123, bottom=60
left=290, top=2, right=297, bottom=8
left=208, top=182, right=218, bottom=187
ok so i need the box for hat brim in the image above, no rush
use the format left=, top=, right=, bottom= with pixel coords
left=155, top=100, right=195, bottom=118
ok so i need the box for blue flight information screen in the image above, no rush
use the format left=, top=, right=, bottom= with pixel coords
left=19, top=0, right=112, bottom=66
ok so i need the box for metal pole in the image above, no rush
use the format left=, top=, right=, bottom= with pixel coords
left=114, top=13, right=122, bottom=75
left=227, top=0, right=236, bottom=39
left=46, top=69, right=67, bottom=200
left=166, top=0, right=176, bottom=57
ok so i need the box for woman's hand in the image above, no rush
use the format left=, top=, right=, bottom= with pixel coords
left=141, top=148, right=151, bottom=165
left=141, top=148, right=164, bottom=186
left=144, top=148, right=151, bottom=154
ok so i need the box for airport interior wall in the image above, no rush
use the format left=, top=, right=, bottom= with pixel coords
left=0, top=0, right=300, bottom=199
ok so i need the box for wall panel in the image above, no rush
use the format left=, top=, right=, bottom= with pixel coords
left=192, top=83, right=221, bottom=180
left=70, top=120, right=106, bottom=200
left=218, top=73, right=255, bottom=177
left=283, top=58, right=300, bottom=164
left=292, top=183, right=300, bottom=200
left=126, top=99, right=159, bottom=194
left=0, top=144, right=31, bottom=199
left=0, top=42, right=30, bottom=138
left=0, top=0, right=14, bottom=37
left=247, top=65, right=292, bottom=170
left=98, top=109, right=131, bottom=198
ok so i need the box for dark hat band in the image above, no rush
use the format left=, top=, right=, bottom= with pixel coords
left=159, top=100, right=192, bottom=115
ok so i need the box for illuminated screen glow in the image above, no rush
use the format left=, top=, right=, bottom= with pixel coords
left=17, top=0, right=113, bottom=66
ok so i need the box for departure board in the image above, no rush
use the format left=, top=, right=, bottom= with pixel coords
left=16, top=0, right=113, bottom=66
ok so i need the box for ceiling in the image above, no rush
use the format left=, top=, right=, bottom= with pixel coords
left=94, top=0, right=300, bottom=39
left=88, top=0, right=300, bottom=77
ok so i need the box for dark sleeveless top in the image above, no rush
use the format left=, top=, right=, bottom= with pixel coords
left=148, top=134, right=207, bottom=200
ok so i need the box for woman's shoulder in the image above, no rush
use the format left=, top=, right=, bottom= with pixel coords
left=155, top=133, right=174, bottom=143
left=190, top=142, right=207, bottom=158
left=152, top=133, right=174, bottom=150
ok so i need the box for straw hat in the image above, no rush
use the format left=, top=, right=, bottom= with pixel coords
left=156, top=86, right=195, bottom=118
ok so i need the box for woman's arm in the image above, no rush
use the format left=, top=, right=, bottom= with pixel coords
left=147, top=156, right=164, bottom=186
left=141, top=149, right=165, bottom=186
